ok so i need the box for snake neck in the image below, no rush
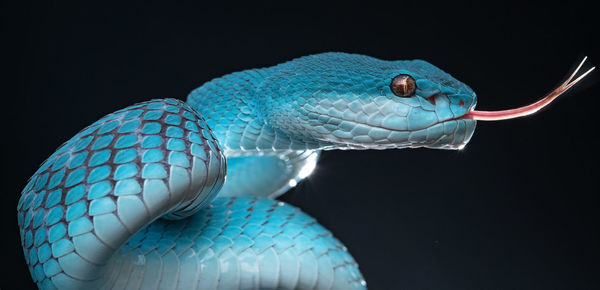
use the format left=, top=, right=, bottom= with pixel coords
left=186, top=67, right=333, bottom=158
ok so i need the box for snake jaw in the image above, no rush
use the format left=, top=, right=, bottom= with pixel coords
left=301, top=102, right=477, bottom=151
left=465, top=56, right=595, bottom=121
left=290, top=79, right=478, bottom=150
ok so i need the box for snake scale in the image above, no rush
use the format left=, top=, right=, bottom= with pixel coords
left=17, top=52, right=593, bottom=289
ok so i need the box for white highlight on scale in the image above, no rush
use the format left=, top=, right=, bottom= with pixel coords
left=286, top=151, right=319, bottom=189
left=298, top=152, right=319, bottom=179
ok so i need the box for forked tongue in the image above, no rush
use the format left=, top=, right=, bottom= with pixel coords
left=465, top=57, right=595, bottom=121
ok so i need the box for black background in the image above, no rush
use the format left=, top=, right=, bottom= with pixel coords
left=2, top=1, right=599, bottom=289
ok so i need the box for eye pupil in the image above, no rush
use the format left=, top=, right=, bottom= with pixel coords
left=390, top=74, right=416, bottom=97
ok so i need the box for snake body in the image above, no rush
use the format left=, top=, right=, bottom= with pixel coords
left=18, top=52, right=477, bottom=289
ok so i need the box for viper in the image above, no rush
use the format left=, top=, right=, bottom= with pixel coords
left=17, top=53, right=593, bottom=289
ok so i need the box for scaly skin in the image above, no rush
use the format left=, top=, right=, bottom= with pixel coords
left=18, top=52, right=477, bottom=289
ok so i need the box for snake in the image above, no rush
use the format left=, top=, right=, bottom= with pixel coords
left=17, top=52, right=593, bottom=289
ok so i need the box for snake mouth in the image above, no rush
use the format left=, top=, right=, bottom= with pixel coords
left=304, top=108, right=476, bottom=149
left=464, top=57, right=594, bottom=121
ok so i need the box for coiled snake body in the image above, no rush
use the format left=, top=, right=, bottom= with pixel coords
left=18, top=52, right=591, bottom=289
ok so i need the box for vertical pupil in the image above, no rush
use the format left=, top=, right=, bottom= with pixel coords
left=391, top=74, right=415, bottom=97
left=399, top=81, right=407, bottom=93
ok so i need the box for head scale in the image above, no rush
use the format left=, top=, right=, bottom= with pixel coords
left=258, top=52, right=478, bottom=150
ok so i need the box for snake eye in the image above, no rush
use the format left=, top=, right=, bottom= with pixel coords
left=390, top=74, right=417, bottom=97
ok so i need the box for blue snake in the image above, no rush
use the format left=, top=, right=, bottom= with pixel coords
left=17, top=52, right=593, bottom=289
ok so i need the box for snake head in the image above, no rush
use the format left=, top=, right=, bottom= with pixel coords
left=260, top=52, right=477, bottom=150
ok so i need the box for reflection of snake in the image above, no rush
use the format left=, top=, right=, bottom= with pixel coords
left=17, top=53, right=593, bottom=289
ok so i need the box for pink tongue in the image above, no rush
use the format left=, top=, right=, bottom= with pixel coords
left=465, top=57, right=595, bottom=121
